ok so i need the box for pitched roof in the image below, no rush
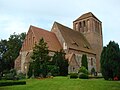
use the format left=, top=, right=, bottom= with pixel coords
left=30, top=25, right=62, bottom=51
left=54, top=22, right=95, bottom=54
left=74, top=12, right=101, bottom=22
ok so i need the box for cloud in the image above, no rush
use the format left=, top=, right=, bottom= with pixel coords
left=0, top=0, right=120, bottom=45
left=0, top=15, right=28, bottom=39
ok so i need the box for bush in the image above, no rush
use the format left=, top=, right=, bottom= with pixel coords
left=16, top=73, right=26, bottom=80
left=0, top=81, right=26, bottom=86
left=70, top=73, right=78, bottom=79
left=3, top=69, right=17, bottom=80
left=79, top=66, right=88, bottom=74
left=89, top=76, right=103, bottom=79
left=79, top=73, right=88, bottom=79
left=78, top=66, right=88, bottom=79
left=4, top=73, right=14, bottom=80
left=91, top=68, right=95, bottom=74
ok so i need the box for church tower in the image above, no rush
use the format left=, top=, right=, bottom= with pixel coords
left=73, top=12, right=103, bottom=72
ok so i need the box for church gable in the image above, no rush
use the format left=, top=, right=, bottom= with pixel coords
left=68, top=53, right=80, bottom=73
left=21, top=26, right=37, bottom=51
left=21, top=25, right=62, bottom=52
left=51, top=22, right=66, bottom=50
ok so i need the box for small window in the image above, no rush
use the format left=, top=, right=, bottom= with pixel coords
left=87, top=19, right=90, bottom=29
left=79, top=22, right=82, bottom=28
left=63, top=42, right=67, bottom=50
left=83, top=21, right=86, bottom=27
left=91, top=58, right=93, bottom=66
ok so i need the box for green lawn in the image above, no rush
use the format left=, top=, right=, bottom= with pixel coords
left=0, top=77, right=120, bottom=90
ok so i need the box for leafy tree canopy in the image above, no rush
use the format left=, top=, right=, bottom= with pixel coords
left=30, top=38, right=50, bottom=78
left=0, top=32, right=26, bottom=74
left=52, top=50, right=68, bottom=76
left=100, top=41, right=120, bottom=80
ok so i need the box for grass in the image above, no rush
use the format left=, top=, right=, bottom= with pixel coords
left=0, top=77, right=120, bottom=90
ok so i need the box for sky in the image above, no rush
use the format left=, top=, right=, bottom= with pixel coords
left=0, top=0, right=120, bottom=46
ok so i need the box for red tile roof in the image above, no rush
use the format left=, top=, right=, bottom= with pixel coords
left=54, top=22, right=95, bottom=54
left=30, top=25, right=62, bottom=51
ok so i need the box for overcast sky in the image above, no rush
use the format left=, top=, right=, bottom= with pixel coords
left=0, top=0, right=120, bottom=46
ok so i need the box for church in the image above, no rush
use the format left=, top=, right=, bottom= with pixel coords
left=15, top=12, right=103, bottom=74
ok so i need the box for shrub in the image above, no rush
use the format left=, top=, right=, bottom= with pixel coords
left=89, top=76, right=103, bottom=79
left=3, top=69, right=17, bottom=80
left=91, top=67, right=95, bottom=75
left=79, top=73, right=88, bottom=79
left=78, top=66, right=88, bottom=79
left=70, top=73, right=78, bottom=79
left=0, top=81, right=26, bottom=86
left=16, top=73, right=26, bottom=80
left=79, top=66, right=88, bottom=74
left=4, top=73, right=14, bottom=80
left=10, top=69, right=16, bottom=76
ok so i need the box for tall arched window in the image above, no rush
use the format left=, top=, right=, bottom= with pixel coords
left=83, top=21, right=86, bottom=27
left=79, top=22, right=82, bottom=28
left=91, top=58, right=93, bottom=66
left=87, top=19, right=90, bottom=31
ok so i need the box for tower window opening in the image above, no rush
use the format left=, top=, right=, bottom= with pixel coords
left=83, top=21, right=86, bottom=27
left=79, top=22, right=82, bottom=28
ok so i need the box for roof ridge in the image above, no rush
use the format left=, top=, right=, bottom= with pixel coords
left=54, top=21, right=72, bottom=30
left=30, top=25, right=51, bottom=33
left=54, top=21, right=89, bottom=38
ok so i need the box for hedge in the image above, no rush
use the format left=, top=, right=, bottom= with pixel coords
left=69, top=73, right=78, bottom=79
left=0, top=81, right=26, bottom=87
left=78, top=73, right=88, bottom=79
left=89, top=76, right=103, bottom=79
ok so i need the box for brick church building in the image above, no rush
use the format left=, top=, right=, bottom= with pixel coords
left=15, top=12, right=103, bottom=74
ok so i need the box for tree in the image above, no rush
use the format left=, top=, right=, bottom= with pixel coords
left=28, top=39, right=68, bottom=78
left=4, top=32, right=26, bottom=69
left=30, top=38, right=50, bottom=78
left=0, top=32, right=26, bottom=74
left=100, top=41, right=120, bottom=80
left=81, top=54, right=88, bottom=70
left=52, top=50, right=68, bottom=76
left=0, top=39, right=8, bottom=74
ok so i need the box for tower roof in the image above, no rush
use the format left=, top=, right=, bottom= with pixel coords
left=73, top=12, right=101, bottom=22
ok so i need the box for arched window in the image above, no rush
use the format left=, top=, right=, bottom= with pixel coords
left=83, top=21, right=86, bottom=27
left=79, top=22, right=82, bottom=28
left=91, top=58, right=93, bottom=66
left=87, top=19, right=90, bottom=31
